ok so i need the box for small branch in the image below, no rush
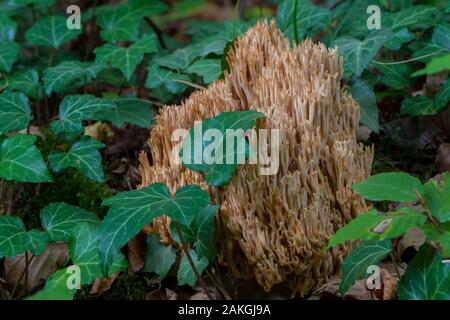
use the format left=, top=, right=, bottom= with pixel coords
left=205, top=268, right=231, bottom=300
left=174, top=223, right=214, bottom=300
left=389, top=252, right=401, bottom=279
left=415, top=190, right=443, bottom=234
left=172, top=79, right=205, bottom=90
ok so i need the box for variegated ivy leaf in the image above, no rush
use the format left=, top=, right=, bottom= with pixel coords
left=43, top=61, right=105, bottom=96
left=48, top=136, right=105, bottom=182
left=69, top=222, right=127, bottom=284
left=0, top=14, right=17, bottom=42
left=95, top=35, right=158, bottom=81
left=0, top=216, right=49, bottom=259
left=94, top=97, right=155, bottom=128
left=96, top=0, right=168, bottom=42
left=0, top=90, right=32, bottom=135
left=0, top=134, right=53, bottom=183
left=25, top=15, right=81, bottom=48
left=40, top=202, right=99, bottom=242
left=185, top=59, right=222, bottom=84
left=0, top=69, right=42, bottom=99
left=51, top=94, right=116, bottom=134
left=0, top=41, right=19, bottom=73
left=334, top=29, right=393, bottom=77
left=98, top=183, right=211, bottom=273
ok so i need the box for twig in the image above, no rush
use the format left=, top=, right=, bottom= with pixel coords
left=174, top=223, right=214, bottom=300
left=144, top=17, right=167, bottom=50
left=389, top=252, right=401, bottom=279
left=172, top=79, right=206, bottom=90
left=213, top=187, right=233, bottom=276
left=205, top=268, right=231, bottom=300
left=11, top=253, right=35, bottom=298
left=84, top=0, right=99, bottom=61
left=414, top=190, right=443, bottom=234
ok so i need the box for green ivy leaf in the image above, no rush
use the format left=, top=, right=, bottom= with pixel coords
left=40, top=202, right=99, bottom=242
left=25, top=230, right=49, bottom=256
left=25, top=15, right=81, bottom=48
left=384, top=6, right=441, bottom=32
left=1, top=69, right=42, bottom=99
left=185, top=59, right=222, bottom=84
left=96, top=0, right=168, bottom=42
left=0, top=90, right=32, bottom=135
left=412, top=53, right=450, bottom=77
left=95, top=35, right=158, bottom=81
left=0, top=41, right=19, bottom=73
left=181, top=110, right=265, bottom=186
left=51, top=94, right=116, bottom=133
left=384, top=28, right=415, bottom=51
left=177, top=249, right=209, bottom=287
left=373, top=63, right=414, bottom=90
left=276, top=0, right=329, bottom=41
left=400, top=96, right=437, bottom=116
left=143, top=234, right=176, bottom=279
left=0, top=14, right=17, bottom=42
left=154, top=47, right=197, bottom=71
left=99, top=183, right=211, bottom=273
left=412, top=25, right=450, bottom=59
left=398, top=244, right=450, bottom=300
left=340, top=239, right=392, bottom=296
left=94, top=97, right=155, bottom=128
left=69, top=222, right=126, bottom=284
left=420, top=177, right=450, bottom=223
left=0, top=134, right=53, bottom=183
left=43, top=61, right=105, bottom=96
left=352, top=172, right=423, bottom=202
left=334, top=29, right=392, bottom=77
left=350, top=78, right=379, bottom=133
left=48, top=136, right=105, bottom=182
left=174, top=205, right=218, bottom=262
left=421, top=224, right=450, bottom=257
left=26, top=268, right=76, bottom=300
left=145, top=65, right=190, bottom=94
left=435, top=80, right=450, bottom=110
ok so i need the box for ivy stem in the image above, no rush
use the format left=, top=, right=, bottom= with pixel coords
left=0, top=180, right=4, bottom=208
left=213, top=187, right=233, bottom=275
left=174, top=222, right=214, bottom=300
left=48, top=48, right=56, bottom=68
left=293, top=0, right=299, bottom=44
left=414, top=190, right=443, bottom=234
left=205, top=268, right=231, bottom=300
left=389, top=252, right=401, bottom=279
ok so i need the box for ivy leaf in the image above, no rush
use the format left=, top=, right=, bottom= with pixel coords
left=276, top=0, right=329, bottom=41
left=412, top=53, right=450, bottom=77
left=400, top=96, right=437, bottom=116
left=420, top=177, right=450, bottom=223
left=69, top=222, right=126, bottom=284
left=174, top=205, right=218, bottom=262
left=412, top=25, right=450, bottom=59
left=185, top=59, right=222, bottom=84
left=1, top=69, right=42, bottom=99
left=95, top=35, right=158, bottom=81
left=352, top=172, right=423, bottom=202
left=25, top=230, right=49, bottom=256
left=145, top=65, right=190, bottom=94
left=26, top=268, right=76, bottom=300
left=25, top=15, right=81, bottom=48
left=143, top=235, right=176, bottom=279
left=94, top=97, right=155, bottom=128
left=177, top=249, right=209, bottom=287
left=51, top=94, right=116, bottom=134
left=99, top=183, right=211, bottom=273
left=435, top=80, right=450, bottom=110
left=384, top=6, right=441, bottom=32
left=154, top=47, right=197, bottom=71
left=398, top=244, right=450, bottom=300
left=0, top=41, right=19, bottom=73
left=43, top=61, right=105, bottom=96
left=350, top=78, right=379, bottom=133
left=0, top=216, right=30, bottom=259
left=373, top=63, right=414, bottom=90
left=0, top=90, right=32, bottom=135
left=0, top=14, right=17, bottom=42
left=0, top=134, right=53, bottom=183
left=48, top=136, right=105, bottom=182
left=384, top=28, right=415, bottom=51
left=40, top=202, right=99, bottom=242
left=334, top=29, right=392, bottom=77
left=181, top=110, right=265, bottom=186
left=96, top=0, right=168, bottom=42
left=340, top=239, right=392, bottom=296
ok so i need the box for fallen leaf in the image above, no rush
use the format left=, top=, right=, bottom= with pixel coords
left=398, top=228, right=426, bottom=258
left=90, top=273, right=120, bottom=297
left=436, top=143, right=450, bottom=174
left=372, top=269, right=398, bottom=300
left=127, top=232, right=147, bottom=273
